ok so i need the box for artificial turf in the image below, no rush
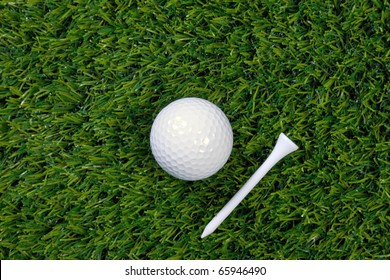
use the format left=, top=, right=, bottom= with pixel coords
left=0, top=0, right=389, bottom=260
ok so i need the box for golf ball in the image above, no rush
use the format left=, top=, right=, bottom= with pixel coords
left=150, top=97, right=233, bottom=181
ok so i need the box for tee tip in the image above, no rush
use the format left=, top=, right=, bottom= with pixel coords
left=201, top=226, right=213, bottom=239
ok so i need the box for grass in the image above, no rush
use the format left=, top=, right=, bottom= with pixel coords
left=0, top=0, right=389, bottom=260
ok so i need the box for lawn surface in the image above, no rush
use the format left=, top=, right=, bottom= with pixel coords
left=0, top=0, right=389, bottom=259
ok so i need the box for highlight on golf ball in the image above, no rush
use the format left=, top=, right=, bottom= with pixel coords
left=150, top=97, right=233, bottom=181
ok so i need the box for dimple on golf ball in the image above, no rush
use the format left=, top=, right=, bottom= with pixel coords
left=150, top=97, right=233, bottom=181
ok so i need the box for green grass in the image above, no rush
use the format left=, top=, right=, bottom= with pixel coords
left=0, top=0, right=389, bottom=259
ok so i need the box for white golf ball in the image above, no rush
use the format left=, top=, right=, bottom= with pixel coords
left=150, top=97, right=233, bottom=181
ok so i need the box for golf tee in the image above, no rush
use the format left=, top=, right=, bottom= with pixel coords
left=201, top=133, right=298, bottom=238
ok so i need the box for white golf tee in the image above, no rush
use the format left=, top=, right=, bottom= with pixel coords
left=201, top=133, right=299, bottom=238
